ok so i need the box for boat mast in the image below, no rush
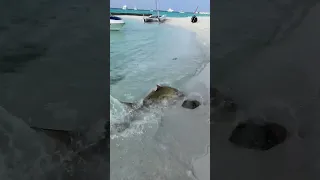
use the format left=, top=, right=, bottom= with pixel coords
left=156, top=0, right=160, bottom=17
left=193, top=6, right=199, bottom=14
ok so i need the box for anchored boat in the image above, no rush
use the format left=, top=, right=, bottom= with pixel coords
left=143, top=0, right=167, bottom=23
left=110, top=16, right=125, bottom=31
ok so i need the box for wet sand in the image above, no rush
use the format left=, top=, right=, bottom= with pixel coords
left=163, top=17, right=210, bottom=180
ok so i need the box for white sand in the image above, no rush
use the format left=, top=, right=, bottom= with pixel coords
left=164, top=17, right=210, bottom=180
left=166, top=17, right=210, bottom=50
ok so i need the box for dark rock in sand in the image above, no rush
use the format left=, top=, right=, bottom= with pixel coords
left=182, top=100, right=201, bottom=109
left=229, top=120, right=288, bottom=151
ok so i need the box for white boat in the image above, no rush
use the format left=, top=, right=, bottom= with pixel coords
left=143, top=0, right=167, bottom=23
left=179, top=10, right=184, bottom=13
left=133, top=6, right=137, bottom=10
left=122, top=5, right=127, bottom=10
left=167, top=8, right=174, bottom=12
left=150, top=9, right=154, bottom=12
left=110, top=16, right=125, bottom=31
left=143, top=14, right=166, bottom=23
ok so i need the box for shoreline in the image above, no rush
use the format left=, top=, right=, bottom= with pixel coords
left=116, top=16, right=210, bottom=180
left=167, top=16, right=210, bottom=180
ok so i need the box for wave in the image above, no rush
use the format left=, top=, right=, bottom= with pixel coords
left=110, top=95, right=148, bottom=138
left=110, top=92, right=181, bottom=139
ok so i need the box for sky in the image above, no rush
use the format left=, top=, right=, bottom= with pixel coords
left=110, top=0, right=210, bottom=12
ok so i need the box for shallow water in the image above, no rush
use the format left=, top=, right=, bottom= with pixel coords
left=110, top=17, right=209, bottom=179
left=110, top=18, right=205, bottom=99
left=110, top=17, right=207, bottom=126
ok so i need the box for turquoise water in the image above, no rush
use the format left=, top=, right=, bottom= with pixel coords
left=110, top=16, right=208, bottom=179
left=110, top=8, right=210, bottom=17
left=110, top=17, right=206, bottom=126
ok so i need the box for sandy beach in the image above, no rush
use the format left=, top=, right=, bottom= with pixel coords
left=166, top=17, right=210, bottom=180
left=155, top=16, right=211, bottom=180
left=115, top=16, right=211, bottom=180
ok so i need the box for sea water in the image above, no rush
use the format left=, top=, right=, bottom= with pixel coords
left=110, top=17, right=209, bottom=179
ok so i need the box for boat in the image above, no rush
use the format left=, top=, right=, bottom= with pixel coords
left=110, top=15, right=125, bottom=31
left=179, top=10, right=184, bottom=13
left=167, top=8, right=174, bottom=12
left=143, top=14, right=166, bottom=23
left=133, top=6, right=137, bottom=10
left=150, top=9, right=154, bottom=12
left=143, top=0, right=166, bottom=23
left=122, top=5, right=127, bottom=10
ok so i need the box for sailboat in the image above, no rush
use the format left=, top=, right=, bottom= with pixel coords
left=122, top=5, right=127, bottom=10
left=143, top=0, right=166, bottom=23
left=133, top=6, right=137, bottom=10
